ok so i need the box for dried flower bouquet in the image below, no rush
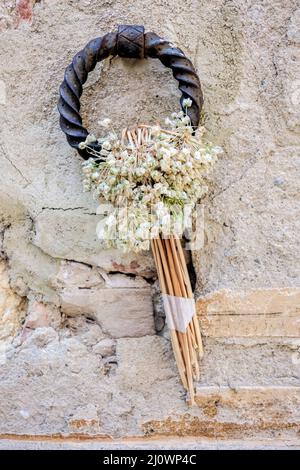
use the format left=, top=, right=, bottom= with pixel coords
left=80, top=100, right=221, bottom=404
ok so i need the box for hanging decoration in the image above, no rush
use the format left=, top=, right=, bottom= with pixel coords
left=58, top=25, right=221, bottom=404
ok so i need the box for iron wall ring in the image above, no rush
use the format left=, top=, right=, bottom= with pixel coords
left=58, top=25, right=203, bottom=160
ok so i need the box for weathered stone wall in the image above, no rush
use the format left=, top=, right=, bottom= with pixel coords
left=0, top=0, right=299, bottom=442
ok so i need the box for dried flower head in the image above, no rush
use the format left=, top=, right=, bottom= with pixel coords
left=182, top=97, right=192, bottom=108
left=81, top=109, right=221, bottom=252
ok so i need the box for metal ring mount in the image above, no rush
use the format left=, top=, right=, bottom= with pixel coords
left=58, top=25, right=203, bottom=160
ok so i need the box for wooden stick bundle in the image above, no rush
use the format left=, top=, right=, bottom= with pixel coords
left=151, top=237, right=203, bottom=405
left=127, top=127, right=204, bottom=405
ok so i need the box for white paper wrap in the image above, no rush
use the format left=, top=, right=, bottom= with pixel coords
left=162, top=294, right=196, bottom=333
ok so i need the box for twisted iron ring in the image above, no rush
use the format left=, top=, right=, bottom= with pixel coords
left=58, top=25, right=203, bottom=160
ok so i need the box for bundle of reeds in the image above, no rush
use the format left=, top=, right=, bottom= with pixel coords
left=151, top=237, right=203, bottom=405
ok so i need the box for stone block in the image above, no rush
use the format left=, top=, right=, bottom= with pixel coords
left=197, top=288, right=300, bottom=337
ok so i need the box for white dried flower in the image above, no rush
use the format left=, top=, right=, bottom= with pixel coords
left=151, top=125, right=161, bottom=136
left=102, top=141, right=111, bottom=150
left=181, top=147, right=190, bottom=156
left=203, top=154, right=212, bottom=163
left=165, top=117, right=174, bottom=126
left=182, top=115, right=191, bottom=125
left=86, top=134, right=97, bottom=144
left=135, top=167, right=146, bottom=177
left=81, top=109, right=217, bottom=252
left=106, top=214, right=116, bottom=227
left=182, top=97, right=192, bottom=108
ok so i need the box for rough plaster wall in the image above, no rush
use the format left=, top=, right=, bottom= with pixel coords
left=0, top=0, right=299, bottom=440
